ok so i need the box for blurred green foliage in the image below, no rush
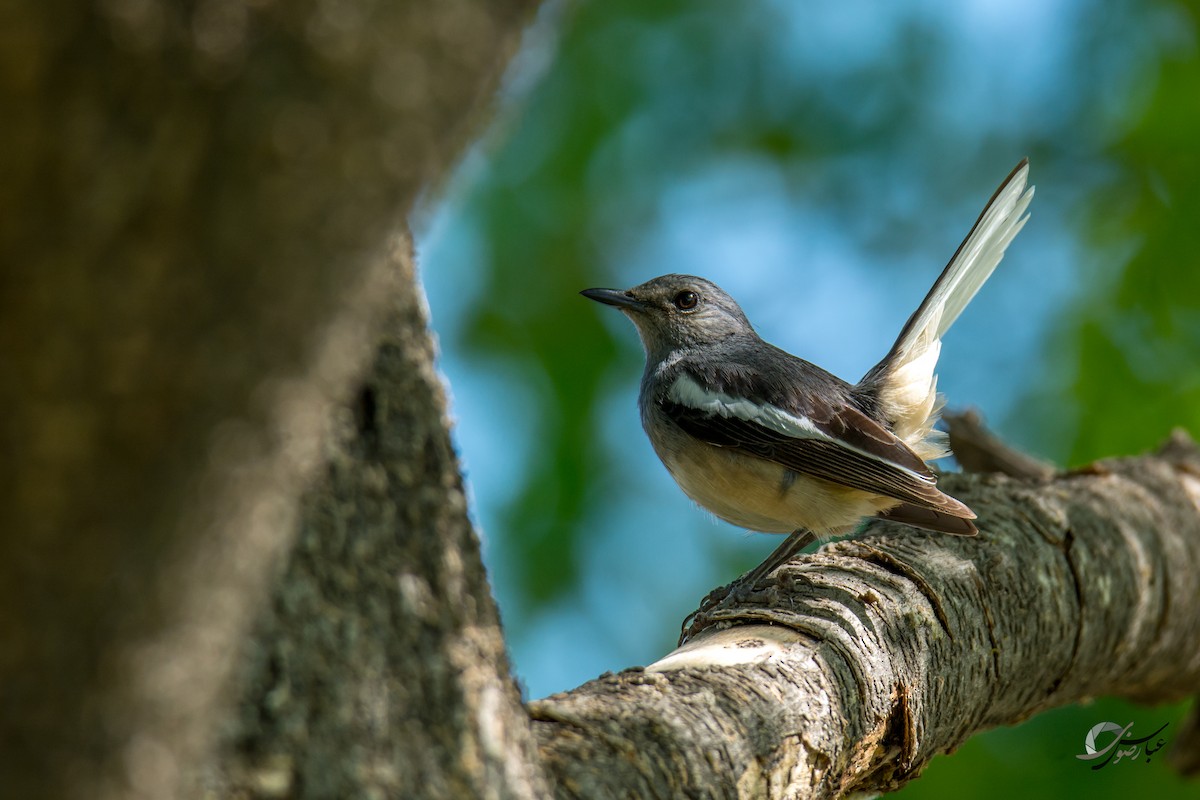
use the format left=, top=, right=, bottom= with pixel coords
left=1068, top=26, right=1200, bottom=463
left=422, top=0, right=1200, bottom=796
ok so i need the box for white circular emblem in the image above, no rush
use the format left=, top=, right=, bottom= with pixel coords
left=1084, top=722, right=1126, bottom=755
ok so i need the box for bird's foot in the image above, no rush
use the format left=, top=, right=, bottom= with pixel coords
left=678, top=529, right=818, bottom=644
left=679, top=577, right=761, bottom=644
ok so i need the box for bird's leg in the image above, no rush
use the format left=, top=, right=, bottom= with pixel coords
left=740, top=528, right=817, bottom=587
left=683, top=528, right=817, bottom=641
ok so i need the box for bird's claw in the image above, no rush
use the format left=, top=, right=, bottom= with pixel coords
left=678, top=574, right=764, bottom=644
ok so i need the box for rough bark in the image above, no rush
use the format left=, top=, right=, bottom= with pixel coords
left=200, top=241, right=549, bottom=799
left=0, top=2, right=537, bottom=798
left=531, top=435, right=1200, bottom=798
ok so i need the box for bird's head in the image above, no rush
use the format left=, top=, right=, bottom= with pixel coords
left=581, top=274, right=754, bottom=362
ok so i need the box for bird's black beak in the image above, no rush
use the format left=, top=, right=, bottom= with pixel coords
left=580, top=287, right=647, bottom=311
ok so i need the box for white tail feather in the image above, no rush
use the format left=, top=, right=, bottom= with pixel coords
left=864, top=160, right=1034, bottom=459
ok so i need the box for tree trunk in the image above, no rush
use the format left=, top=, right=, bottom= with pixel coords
left=0, top=2, right=538, bottom=798
left=201, top=240, right=548, bottom=799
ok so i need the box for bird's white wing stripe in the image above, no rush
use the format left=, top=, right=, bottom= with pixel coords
left=668, top=374, right=934, bottom=483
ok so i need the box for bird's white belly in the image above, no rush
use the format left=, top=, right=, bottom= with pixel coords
left=656, top=439, right=897, bottom=535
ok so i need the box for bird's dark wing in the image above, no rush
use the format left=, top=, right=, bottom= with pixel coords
left=661, top=364, right=974, bottom=520
left=876, top=502, right=977, bottom=534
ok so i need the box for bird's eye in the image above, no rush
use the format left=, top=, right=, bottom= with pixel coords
left=673, top=290, right=699, bottom=311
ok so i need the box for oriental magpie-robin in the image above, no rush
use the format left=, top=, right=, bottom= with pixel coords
left=582, top=160, right=1033, bottom=584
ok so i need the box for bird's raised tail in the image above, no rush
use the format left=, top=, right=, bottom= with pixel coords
left=857, top=159, right=1034, bottom=461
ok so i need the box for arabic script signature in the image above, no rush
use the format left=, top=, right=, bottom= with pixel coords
left=1076, top=721, right=1168, bottom=770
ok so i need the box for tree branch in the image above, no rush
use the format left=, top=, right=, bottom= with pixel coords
left=530, top=435, right=1200, bottom=798
left=944, top=408, right=1056, bottom=479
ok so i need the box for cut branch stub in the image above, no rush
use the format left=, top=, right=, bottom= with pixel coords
left=944, top=408, right=1056, bottom=480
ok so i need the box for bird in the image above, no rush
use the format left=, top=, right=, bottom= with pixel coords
left=581, top=159, right=1034, bottom=586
